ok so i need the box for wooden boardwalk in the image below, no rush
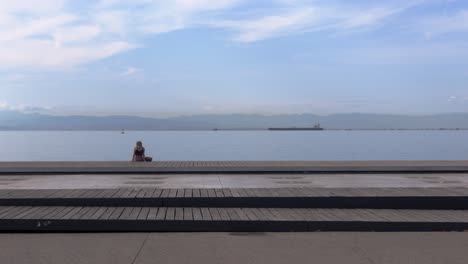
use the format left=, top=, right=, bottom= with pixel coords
left=0, top=206, right=467, bottom=232
left=2, top=160, right=468, bottom=174
left=0, top=187, right=466, bottom=231
left=1, top=161, right=467, bottom=231
left=0, top=188, right=467, bottom=209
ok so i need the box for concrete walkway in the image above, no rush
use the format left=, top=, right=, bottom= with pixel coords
left=0, top=232, right=466, bottom=264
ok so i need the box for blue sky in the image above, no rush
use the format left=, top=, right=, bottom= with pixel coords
left=1, top=0, right=468, bottom=116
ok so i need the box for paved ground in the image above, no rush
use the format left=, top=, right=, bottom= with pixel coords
left=0, top=173, right=467, bottom=189
left=0, top=232, right=466, bottom=264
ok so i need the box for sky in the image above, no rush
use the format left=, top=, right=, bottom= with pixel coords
left=0, top=0, right=468, bottom=117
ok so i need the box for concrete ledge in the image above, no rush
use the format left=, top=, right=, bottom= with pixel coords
left=2, top=161, right=468, bottom=174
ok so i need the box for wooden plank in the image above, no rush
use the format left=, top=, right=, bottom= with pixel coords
left=199, top=189, right=209, bottom=197
left=183, top=207, right=193, bottom=221
left=127, top=188, right=141, bottom=198
left=201, top=208, right=212, bottom=221
left=53, top=207, right=75, bottom=220
left=165, top=208, right=175, bottom=221
left=136, top=189, right=149, bottom=198
left=253, top=188, right=266, bottom=197
left=89, top=207, right=108, bottom=220
left=119, top=207, right=135, bottom=220
left=208, top=208, right=222, bottom=221
left=184, top=189, right=193, bottom=198
left=217, top=208, right=231, bottom=221
left=28, top=206, right=56, bottom=219
left=234, top=208, right=250, bottom=221
left=91, top=189, right=110, bottom=199
left=229, top=188, right=241, bottom=197
left=175, top=208, right=184, bottom=220
left=155, top=207, right=167, bottom=220
left=86, top=189, right=106, bottom=199
left=214, top=189, right=224, bottom=198
left=175, top=189, right=185, bottom=198
left=70, top=207, right=93, bottom=220
left=192, top=208, right=203, bottom=221
left=146, top=208, right=159, bottom=220
left=119, top=188, right=134, bottom=198
left=12, top=207, right=43, bottom=219
left=4, top=207, right=33, bottom=219
left=268, top=208, right=290, bottom=221
left=142, top=188, right=156, bottom=198
left=7, top=190, right=35, bottom=199
left=64, top=189, right=86, bottom=198
left=243, top=189, right=256, bottom=197
left=100, top=189, right=120, bottom=198
left=40, top=190, right=62, bottom=199
left=225, top=208, right=241, bottom=221
left=235, top=188, right=248, bottom=197
left=108, top=207, right=125, bottom=220
left=207, top=189, right=216, bottom=198
left=0, top=207, right=21, bottom=218
left=259, top=208, right=276, bottom=221
left=3, top=207, right=36, bottom=219
left=109, top=188, right=127, bottom=198
left=168, top=189, right=178, bottom=198
left=128, top=207, right=142, bottom=220
left=151, top=189, right=163, bottom=198
left=79, top=207, right=100, bottom=220
left=99, top=207, right=117, bottom=220
left=138, top=207, right=150, bottom=220
left=221, top=189, right=232, bottom=197
left=46, top=207, right=70, bottom=219
left=19, top=207, right=46, bottom=219
left=249, top=208, right=268, bottom=220
left=78, top=190, right=96, bottom=198
left=160, top=189, right=171, bottom=198
left=242, top=208, right=258, bottom=221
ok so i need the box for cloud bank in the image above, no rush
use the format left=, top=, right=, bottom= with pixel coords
left=1, top=0, right=467, bottom=69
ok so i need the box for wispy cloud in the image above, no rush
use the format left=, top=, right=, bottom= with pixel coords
left=213, top=1, right=418, bottom=42
left=121, top=66, right=142, bottom=76
left=218, top=8, right=319, bottom=42
left=0, top=0, right=424, bottom=68
left=448, top=95, right=468, bottom=103
left=0, top=100, right=52, bottom=112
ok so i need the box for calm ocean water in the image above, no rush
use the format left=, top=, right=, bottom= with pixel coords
left=0, top=130, right=467, bottom=161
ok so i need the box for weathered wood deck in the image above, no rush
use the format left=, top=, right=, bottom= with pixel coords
left=0, top=188, right=467, bottom=209
left=0, top=206, right=467, bottom=232
left=1, top=161, right=467, bottom=232
left=2, top=160, right=468, bottom=174
left=0, top=187, right=466, bottom=232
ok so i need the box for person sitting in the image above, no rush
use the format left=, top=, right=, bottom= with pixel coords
left=132, top=141, right=146, bottom=162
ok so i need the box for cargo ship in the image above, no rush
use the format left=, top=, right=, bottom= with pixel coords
left=268, top=123, right=324, bottom=131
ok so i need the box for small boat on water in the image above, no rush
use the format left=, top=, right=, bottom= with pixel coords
left=121, top=129, right=125, bottom=134
left=268, top=123, right=324, bottom=131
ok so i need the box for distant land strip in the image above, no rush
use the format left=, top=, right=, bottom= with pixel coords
left=1, top=111, right=468, bottom=130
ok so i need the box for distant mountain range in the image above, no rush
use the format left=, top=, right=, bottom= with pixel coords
left=1, top=110, right=468, bottom=130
